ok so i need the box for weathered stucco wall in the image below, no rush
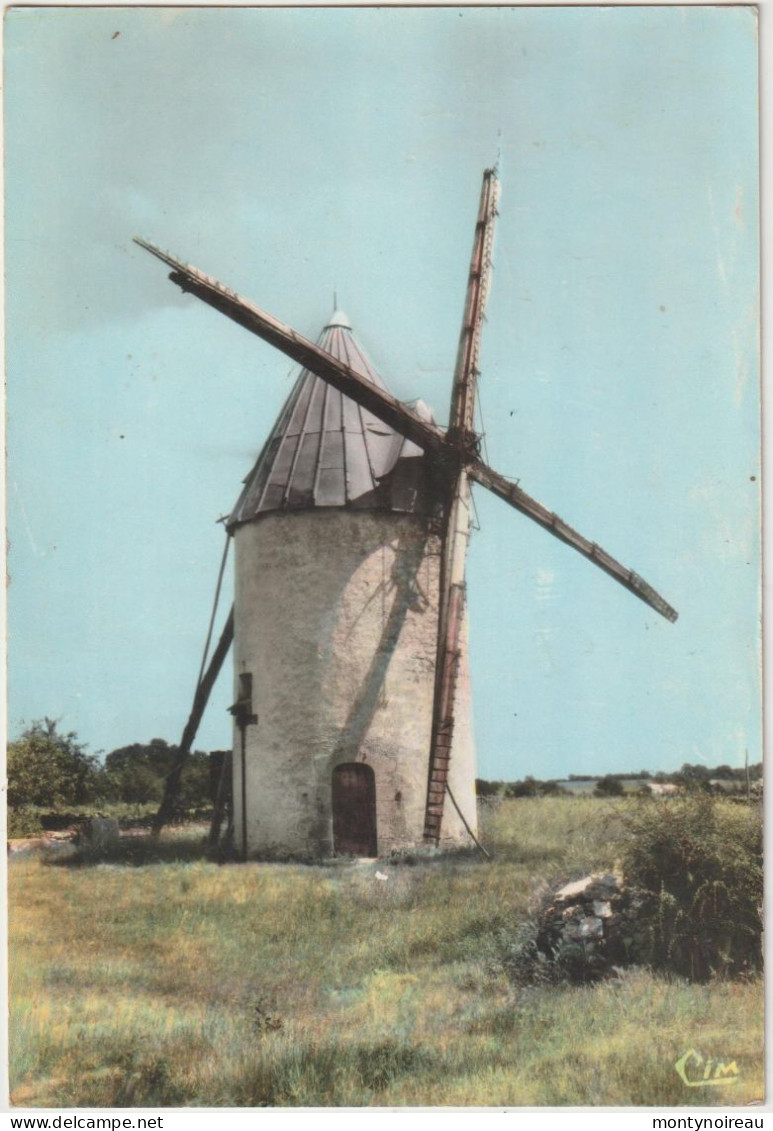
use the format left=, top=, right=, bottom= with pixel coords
left=231, top=510, right=477, bottom=857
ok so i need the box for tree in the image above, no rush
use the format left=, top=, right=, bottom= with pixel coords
left=104, top=739, right=212, bottom=810
left=104, top=738, right=171, bottom=804
left=539, top=779, right=565, bottom=796
left=505, top=776, right=540, bottom=798
left=594, top=775, right=625, bottom=797
left=475, top=778, right=503, bottom=798
left=7, top=719, right=102, bottom=809
left=675, top=763, right=712, bottom=789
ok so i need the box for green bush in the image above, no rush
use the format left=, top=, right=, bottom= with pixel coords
left=104, top=741, right=212, bottom=811
left=503, top=777, right=565, bottom=799
left=475, top=778, right=503, bottom=798
left=7, top=720, right=103, bottom=809
left=621, top=795, right=762, bottom=981
left=7, top=806, right=44, bottom=839
left=495, top=914, right=598, bottom=987
left=594, top=775, right=625, bottom=797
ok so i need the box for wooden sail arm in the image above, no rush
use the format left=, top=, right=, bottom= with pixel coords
left=468, top=461, right=679, bottom=623
left=152, top=606, right=235, bottom=836
left=449, top=167, right=499, bottom=437
left=424, top=170, right=500, bottom=846
left=133, top=238, right=447, bottom=459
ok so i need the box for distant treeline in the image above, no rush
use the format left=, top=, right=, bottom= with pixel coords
left=476, top=761, right=762, bottom=799
left=6, top=718, right=762, bottom=817
left=7, top=719, right=221, bottom=815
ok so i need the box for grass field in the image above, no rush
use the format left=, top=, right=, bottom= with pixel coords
left=8, top=797, right=764, bottom=1107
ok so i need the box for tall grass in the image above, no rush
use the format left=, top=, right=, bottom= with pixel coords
left=8, top=799, right=763, bottom=1107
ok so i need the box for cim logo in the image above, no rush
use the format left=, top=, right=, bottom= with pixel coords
left=675, top=1049, right=741, bottom=1088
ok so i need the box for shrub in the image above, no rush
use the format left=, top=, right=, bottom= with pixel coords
left=594, top=775, right=625, bottom=797
left=621, top=794, right=762, bottom=981
left=7, top=720, right=103, bottom=809
left=503, top=777, right=564, bottom=799
left=496, top=912, right=592, bottom=987
left=504, top=778, right=539, bottom=799
left=475, top=778, right=503, bottom=798
left=104, top=740, right=212, bottom=811
left=497, top=795, right=762, bottom=987
left=539, top=780, right=565, bottom=796
left=7, top=806, right=44, bottom=839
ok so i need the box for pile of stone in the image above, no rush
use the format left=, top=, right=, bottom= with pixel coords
left=534, top=871, right=648, bottom=981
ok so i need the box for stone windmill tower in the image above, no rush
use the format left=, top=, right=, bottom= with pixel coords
left=224, top=309, right=476, bottom=857
left=137, top=169, right=677, bottom=858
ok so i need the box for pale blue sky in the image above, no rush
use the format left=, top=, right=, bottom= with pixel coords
left=5, top=6, right=760, bottom=779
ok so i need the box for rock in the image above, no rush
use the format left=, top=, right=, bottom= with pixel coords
left=565, top=915, right=604, bottom=940
left=7, top=839, right=42, bottom=855
left=555, top=872, right=620, bottom=902
left=555, top=876, right=595, bottom=901
left=526, top=870, right=645, bottom=983
left=79, top=818, right=120, bottom=847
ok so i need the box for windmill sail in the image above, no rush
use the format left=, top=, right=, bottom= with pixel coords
left=133, top=239, right=446, bottom=458
left=134, top=236, right=677, bottom=624
left=424, top=168, right=499, bottom=845
left=467, top=461, right=679, bottom=623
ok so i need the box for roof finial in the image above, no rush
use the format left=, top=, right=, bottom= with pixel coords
left=325, top=302, right=352, bottom=330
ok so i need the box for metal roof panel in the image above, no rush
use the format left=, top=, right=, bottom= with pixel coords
left=228, top=313, right=439, bottom=526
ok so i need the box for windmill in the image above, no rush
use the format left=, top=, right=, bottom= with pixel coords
left=135, top=168, right=677, bottom=857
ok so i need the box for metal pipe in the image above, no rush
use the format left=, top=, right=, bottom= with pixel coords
left=241, top=723, right=248, bottom=860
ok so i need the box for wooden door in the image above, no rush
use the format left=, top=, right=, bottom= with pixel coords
left=332, top=763, right=377, bottom=856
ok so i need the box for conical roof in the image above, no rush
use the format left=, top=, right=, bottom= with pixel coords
left=228, top=312, right=437, bottom=527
